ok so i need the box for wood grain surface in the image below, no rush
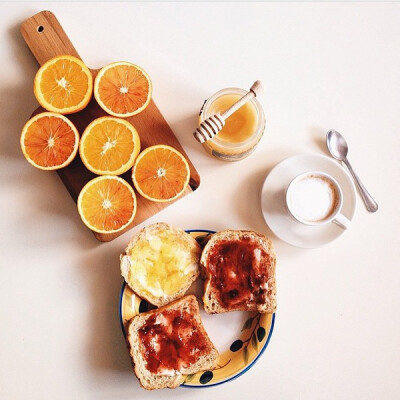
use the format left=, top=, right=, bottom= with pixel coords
left=20, top=10, right=200, bottom=242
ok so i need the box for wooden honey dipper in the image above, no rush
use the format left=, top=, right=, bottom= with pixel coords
left=193, top=80, right=263, bottom=143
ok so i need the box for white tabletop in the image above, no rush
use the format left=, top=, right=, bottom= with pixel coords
left=1, top=2, right=399, bottom=399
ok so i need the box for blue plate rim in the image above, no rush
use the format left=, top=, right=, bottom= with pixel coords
left=118, top=229, right=276, bottom=388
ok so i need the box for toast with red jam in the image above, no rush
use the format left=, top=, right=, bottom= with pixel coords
left=201, top=230, right=276, bottom=314
left=127, top=295, right=219, bottom=390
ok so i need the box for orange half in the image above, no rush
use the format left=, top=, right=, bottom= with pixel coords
left=132, top=145, right=190, bottom=202
left=79, top=117, right=140, bottom=175
left=94, top=62, right=152, bottom=117
left=20, top=112, right=79, bottom=170
left=77, top=176, right=137, bottom=234
left=34, top=55, right=93, bottom=114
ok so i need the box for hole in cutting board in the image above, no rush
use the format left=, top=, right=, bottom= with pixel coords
left=37, top=26, right=44, bottom=33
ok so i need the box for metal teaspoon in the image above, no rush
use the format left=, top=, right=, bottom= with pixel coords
left=326, top=130, right=378, bottom=212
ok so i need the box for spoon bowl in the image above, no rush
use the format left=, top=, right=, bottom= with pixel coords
left=326, top=130, right=349, bottom=160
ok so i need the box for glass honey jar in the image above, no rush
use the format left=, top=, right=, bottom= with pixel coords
left=199, top=87, right=265, bottom=161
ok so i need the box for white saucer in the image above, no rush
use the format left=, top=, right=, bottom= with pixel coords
left=261, top=154, right=357, bottom=248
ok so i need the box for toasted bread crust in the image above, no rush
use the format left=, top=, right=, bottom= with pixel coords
left=201, top=230, right=276, bottom=314
left=127, top=295, right=219, bottom=390
left=120, top=223, right=201, bottom=307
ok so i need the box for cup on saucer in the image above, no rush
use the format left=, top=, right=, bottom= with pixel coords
left=260, top=154, right=357, bottom=248
left=285, top=171, right=350, bottom=230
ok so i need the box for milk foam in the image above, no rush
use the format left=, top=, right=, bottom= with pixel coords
left=288, top=175, right=338, bottom=222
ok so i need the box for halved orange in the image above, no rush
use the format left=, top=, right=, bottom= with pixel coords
left=94, top=62, right=152, bottom=117
left=132, top=145, right=190, bottom=202
left=77, top=176, right=137, bottom=234
left=79, top=117, right=140, bottom=175
left=20, top=112, right=79, bottom=170
left=34, top=55, right=93, bottom=114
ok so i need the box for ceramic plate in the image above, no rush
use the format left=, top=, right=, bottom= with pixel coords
left=261, top=154, right=357, bottom=248
left=119, top=229, right=275, bottom=388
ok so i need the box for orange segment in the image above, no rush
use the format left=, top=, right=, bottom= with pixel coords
left=34, top=55, right=93, bottom=114
left=94, top=62, right=152, bottom=117
left=20, top=112, right=79, bottom=170
left=79, top=117, right=140, bottom=175
left=132, top=145, right=190, bottom=202
left=77, top=176, right=137, bottom=234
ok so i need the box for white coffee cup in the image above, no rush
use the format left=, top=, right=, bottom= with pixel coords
left=285, top=171, right=350, bottom=229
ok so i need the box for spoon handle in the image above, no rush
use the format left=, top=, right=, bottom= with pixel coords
left=343, top=159, right=378, bottom=212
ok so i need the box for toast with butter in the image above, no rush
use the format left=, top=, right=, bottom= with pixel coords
left=120, top=223, right=201, bottom=307
left=127, top=295, right=219, bottom=390
left=201, top=230, right=276, bottom=314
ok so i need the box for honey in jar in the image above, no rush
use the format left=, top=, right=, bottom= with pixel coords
left=199, top=87, right=265, bottom=161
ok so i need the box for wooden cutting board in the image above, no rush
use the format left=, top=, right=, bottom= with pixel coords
left=20, top=10, right=200, bottom=242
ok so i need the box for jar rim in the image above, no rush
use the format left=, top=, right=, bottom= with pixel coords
left=200, top=87, right=265, bottom=149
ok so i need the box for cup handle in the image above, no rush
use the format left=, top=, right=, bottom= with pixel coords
left=332, top=213, right=351, bottom=230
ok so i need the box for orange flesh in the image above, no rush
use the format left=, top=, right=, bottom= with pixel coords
left=23, top=116, right=77, bottom=167
left=79, top=179, right=135, bottom=231
left=98, top=65, right=150, bottom=114
left=135, top=148, right=188, bottom=199
left=209, top=94, right=258, bottom=143
left=40, top=59, right=90, bottom=109
left=82, top=120, right=135, bottom=171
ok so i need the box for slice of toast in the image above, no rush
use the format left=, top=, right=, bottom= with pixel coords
left=120, top=223, right=201, bottom=307
left=127, top=295, right=219, bottom=390
left=201, top=230, right=276, bottom=314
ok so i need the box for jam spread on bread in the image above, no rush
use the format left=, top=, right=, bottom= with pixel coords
left=207, top=238, right=271, bottom=308
left=138, top=310, right=209, bottom=374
